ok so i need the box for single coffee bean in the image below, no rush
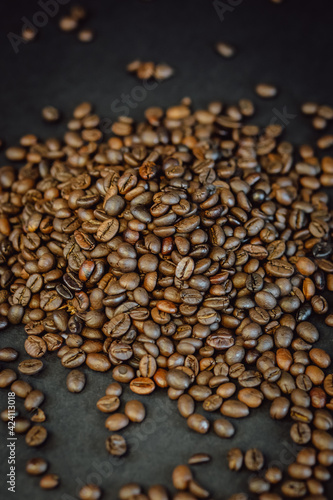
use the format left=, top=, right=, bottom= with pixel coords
left=0, top=347, right=18, bottom=362
left=39, top=473, right=60, bottom=490
left=96, top=395, right=120, bottom=413
left=18, top=359, right=43, bottom=375
left=105, top=413, right=129, bottom=431
left=270, top=397, right=290, bottom=419
left=244, top=448, right=264, bottom=471
left=227, top=448, right=243, bottom=471
left=213, top=418, right=235, bottom=438
left=130, top=377, right=155, bottom=395
left=11, top=380, right=32, bottom=398
left=79, top=484, right=102, bottom=500
left=188, top=453, right=211, bottom=465
left=124, top=400, right=146, bottom=422
left=66, top=370, right=86, bottom=393
left=26, top=457, right=48, bottom=476
left=178, top=394, right=195, bottom=418
left=290, top=422, right=311, bottom=444
left=14, top=417, right=31, bottom=434
left=25, top=425, right=48, bottom=447
left=172, top=465, right=192, bottom=490
left=0, top=369, right=17, bottom=387
left=221, top=400, right=249, bottom=418
left=187, top=413, right=210, bottom=434
left=105, top=434, right=127, bottom=456
left=24, top=390, right=44, bottom=411
left=105, top=382, right=123, bottom=397
left=255, top=83, right=278, bottom=98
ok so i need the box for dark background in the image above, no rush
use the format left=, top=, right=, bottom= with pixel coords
left=0, top=0, right=333, bottom=499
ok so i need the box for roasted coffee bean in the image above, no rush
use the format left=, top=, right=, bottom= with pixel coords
left=61, top=348, right=86, bottom=368
left=0, top=369, right=17, bottom=387
left=290, top=422, right=311, bottom=444
left=25, top=425, right=48, bottom=447
left=178, top=394, right=195, bottom=418
left=24, top=390, right=44, bottom=411
left=39, top=473, right=60, bottom=490
left=188, top=453, right=211, bottom=465
left=66, top=370, right=86, bottom=393
left=105, top=413, right=129, bottom=431
left=166, top=369, right=191, bottom=390
left=26, top=457, right=48, bottom=476
left=213, top=418, right=235, bottom=438
left=86, top=353, right=111, bottom=372
left=96, top=395, right=120, bottom=413
left=281, top=480, right=306, bottom=498
left=227, top=448, right=243, bottom=471
left=18, top=359, right=43, bottom=375
left=270, top=397, right=290, bottom=419
left=255, top=83, right=278, bottom=98
left=105, top=434, right=127, bottom=456
left=187, top=413, right=210, bottom=434
left=24, top=336, right=47, bottom=358
left=79, top=484, right=102, bottom=500
left=105, top=382, right=122, bottom=397
left=0, top=347, right=18, bottom=362
left=221, top=400, right=249, bottom=418
left=11, top=380, right=32, bottom=398
left=14, top=417, right=31, bottom=434
left=244, top=448, right=264, bottom=471
left=124, top=400, right=146, bottom=422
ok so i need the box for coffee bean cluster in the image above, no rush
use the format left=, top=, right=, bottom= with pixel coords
left=127, top=60, right=174, bottom=81
left=58, top=5, right=94, bottom=44
left=1, top=98, right=333, bottom=498
left=0, top=362, right=62, bottom=489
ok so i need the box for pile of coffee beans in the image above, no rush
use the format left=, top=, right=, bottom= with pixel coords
left=1, top=97, right=333, bottom=499
left=127, top=60, right=175, bottom=81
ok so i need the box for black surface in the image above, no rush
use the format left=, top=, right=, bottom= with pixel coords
left=0, top=1, right=333, bottom=499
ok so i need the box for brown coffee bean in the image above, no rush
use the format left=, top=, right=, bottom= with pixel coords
left=24, top=336, right=47, bottom=358
left=0, top=347, right=18, bottom=362
left=178, top=394, right=195, bottom=418
left=255, top=83, right=278, bottom=98
left=11, top=380, right=32, bottom=398
left=18, top=359, right=43, bottom=375
left=24, top=390, right=44, bottom=411
left=221, top=400, right=249, bottom=418
left=188, top=453, right=211, bottom=465
left=281, top=480, right=306, bottom=498
left=26, top=457, right=48, bottom=476
left=105, top=382, right=122, bottom=397
left=227, top=448, right=243, bottom=471
left=25, top=425, right=48, bottom=447
left=105, top=413, right=129, bottom=431
left=86, top=353, right=111, bottom=372
left=270, top=397, right=290, bottom=419
left=213, top=418, right=235, bottom=438
left=39, top=473, right=60, bottom=490
left=244, top=448, right=264, bottom=471
left=172, top=465, right=192, bottom=490
left=312, top=429, right=333, bottom=450
left=105, top=434, right=127, bottom=456
left=0, top=369, right=17, bottom=387
left=290, top=422, right=311, bottom=444
left=187, top=413, right=210, bottom=434
left=96, top=395, right=120, bottom=413
left=14, top=417, right=31, bottom=434
left=66, top=370, right=86, bottom=393
left=124, top=400, right=145, bottom=422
